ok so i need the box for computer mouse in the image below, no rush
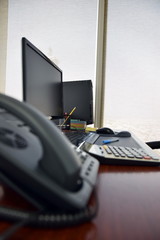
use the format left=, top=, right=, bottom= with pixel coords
left=96, top=127, right=114, bottom=135
left=116, top=131, right=131, bottom=137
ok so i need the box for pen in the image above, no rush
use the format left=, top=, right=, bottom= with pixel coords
left=61, top=107, right=76, bottom=127
left=103, top=138, right=119, bottom=144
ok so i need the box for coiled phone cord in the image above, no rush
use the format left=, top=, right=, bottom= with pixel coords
left=0, top=203, right=97, bottom=227
left=0, top=191, right=98, bottom=239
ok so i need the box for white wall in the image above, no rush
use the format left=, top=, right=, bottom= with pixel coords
left=0, top=0, right=8, bottom=93
left=104, top=0, right=160, bottom=123
left=6, top=0, right=97, bottom=100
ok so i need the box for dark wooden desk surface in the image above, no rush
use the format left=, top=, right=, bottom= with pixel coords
left=1, top=165, right=160, bottom=240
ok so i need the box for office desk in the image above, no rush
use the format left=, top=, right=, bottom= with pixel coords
left=0, top=165, right=160, bottom=240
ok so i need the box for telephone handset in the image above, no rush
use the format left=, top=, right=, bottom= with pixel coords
left=0, top=93, right=99, bottom=220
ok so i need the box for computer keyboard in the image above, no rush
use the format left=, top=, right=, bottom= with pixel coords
left=64, top=131, right=87, bottom=145
left=64, top=131, right=99, bottom=146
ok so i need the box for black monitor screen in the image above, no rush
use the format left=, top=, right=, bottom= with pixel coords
left=22, top=37, right=63, bottom=118
left=63, top=80, right=93, bottom=124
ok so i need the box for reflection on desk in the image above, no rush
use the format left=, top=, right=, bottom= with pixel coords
left=1, top=165, right=160, bottom=239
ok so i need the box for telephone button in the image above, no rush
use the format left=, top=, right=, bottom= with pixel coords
left=81, top=152, right=87, bottom=158
left=0, top=128, right=13, bottom=135
left=0, top=127, right=27, bottom=148
left=15, top=134, right=28, bottom=148
left=87, top=166, right=92, bottom=172
left=85, top=171, right=90, bottom=176
left=76, top=148, right=82, bottom=154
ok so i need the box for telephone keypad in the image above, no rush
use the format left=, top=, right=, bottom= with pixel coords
left=71, top=145, right=99, bottom=186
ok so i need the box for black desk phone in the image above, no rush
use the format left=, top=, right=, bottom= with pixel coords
left=0, top=93, right=99, bottom=227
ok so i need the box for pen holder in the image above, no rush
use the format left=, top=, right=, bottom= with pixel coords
left=61, top=113, right=70, bottom=130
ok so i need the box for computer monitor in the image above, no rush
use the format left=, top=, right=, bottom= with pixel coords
left=63, top=80, right=93, bottom=125
left=22, top=37, right=63, bottom=119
